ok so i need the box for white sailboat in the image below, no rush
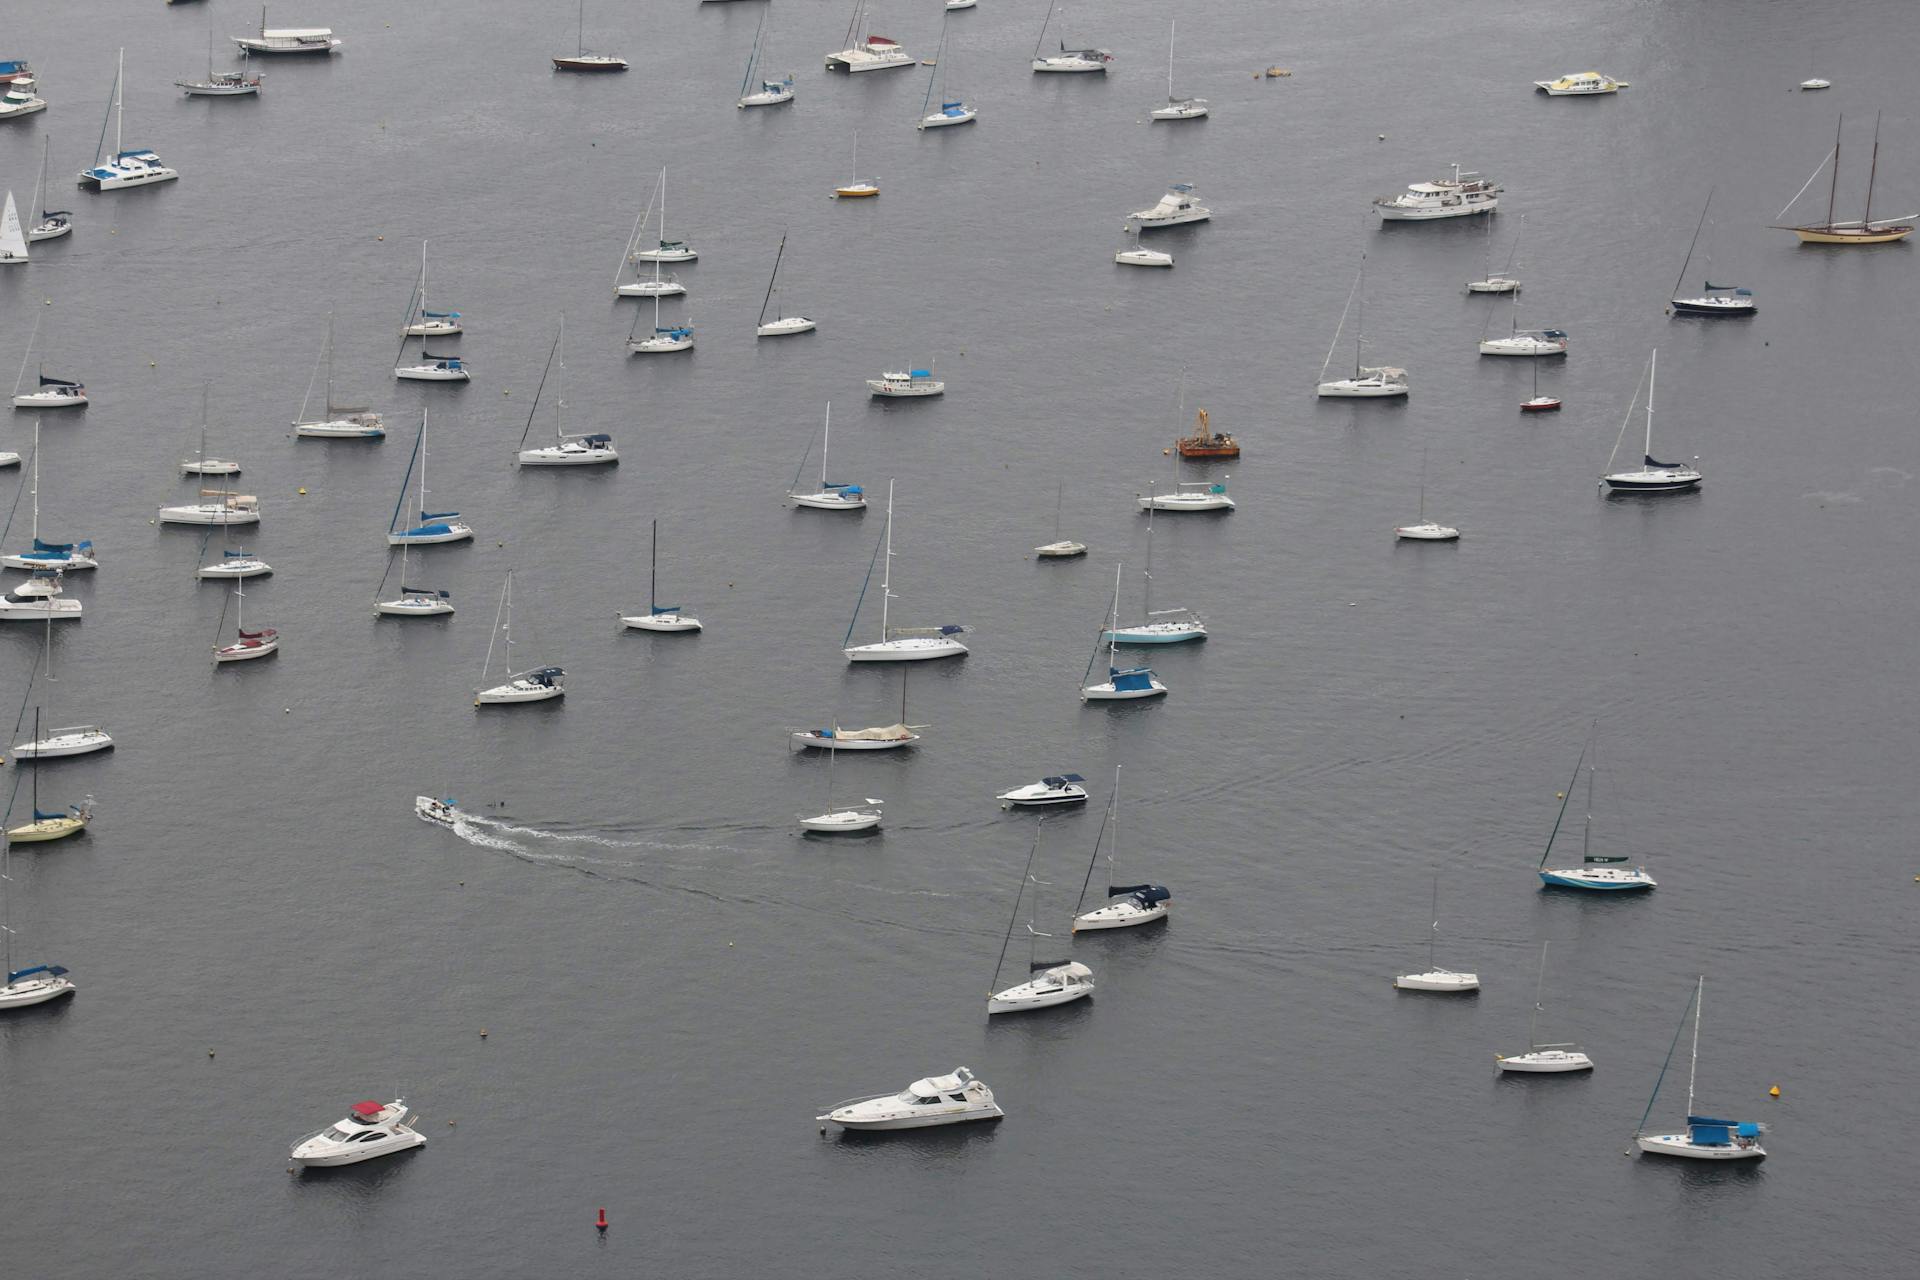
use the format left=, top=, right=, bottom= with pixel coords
left=292, top=314, right=385, bottom=439
left=1103, top=504, right=1202, bottom=642
left=916, top=18, right=977, bottom=129
left=1318, top=256, right=1409, bottom=397
left=9, top=616, right=112, bottom=760
left=1072, top=766, right=1171, bottom=930
left=1034, top=481, right=1086, bottom=557
left=797, top=741, right=882, bottom=833
left=387, top=411, right=472, bottom=545
left=631, top=168, right=697, bottom=261
left=1137, top=449, right=1233, bottom=512
left=0, top=192, right=29, bottom=266
left=1393, top=877, right=1479, bottom=992
left=181, top=383, right=241, bottom=476
left=627, top=291, right=694, bottom=354
left=1633, top=978, right=1767, bottom=1160
left=1466, top=213, right=1521, bottom=293
left=987, top=821, right=1096, bottom=1014
left=27, top=138, right=73, bottom=242
left=77, top=51, right=180, bottom=190
left=1601, top=351, right=1700, bottom=493
left=10, top=312, right=86, bottom=410
left=552, top=0, right=628, bottom=72
left=474, top=571, right=564, bottom=705
left=1536, top=726, right=1657, bottom=891
left=1082, top=563, right=1168, bottom=701
left=824, top=0, right=915, bottom=73
left=614, top=177, right=686, bottom=297
left=402, top=242, right=463, bottom=335
left=737, top=9, right=793, bottom=107
left=212, top=579, right=278, bottom=662
left=375, top=422, right=456, bottom=618
left=178, top=10, right=264, bottom=95
left=842, top=481, right=970, bottom=662
left=3, top=710, right=91, bottom=843
left=620, top=519, right=702, bottom=632
left=394, top=242, right=469, bottom=382
left=1031, top=1, right=1112, bottom=73
left=787, top=404, right=866, bottom=511
left=517, top=319, right=617, bottom=466
left=1395, top=449, right=1459, bottom=541
left=157, top=488, right=259, bottom=527
left=1478, top=284, right=1568, bottom=357
left=196, top=549, right=271, bottom=580
left=755, top=232, right=815, bottom=337
left=1148, top=20, right=1207, bottom=120
left=0, top=823, right=77, bottom=1008
left=2, top=422, right=96, bottom=573
left=1496, top=943, right=1594, bottom=1073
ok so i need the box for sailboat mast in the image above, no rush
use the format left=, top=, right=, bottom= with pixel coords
left=1354, top=255, right=1366, bottom=377
left=1686, top=976, right=1704, bottom=1115
left=649, top=518, right=659, bottom=611
left=1528, top=941, right=1548, bottom=1051
left=1671, top=189, right=1713, bottom=300
left=115, top=49, right=123, bottom=158
left=1106, top=562, right=1123, bottom=671
left=1825, top=114, right=1843, bottom=229
left=577, top=0, right=585, bottom=57
left=1142, top=506, right=1154, bottom=616
left=1052, top=480, right=1063, bottom=542
left=28, top=418, right=39, bottom=543
left=1864, top=112, right=1882, bottom=227
left=877, top=479, right=895, bottom=640
left=759, top=233, right=786, bottom=328
left=819, top=403, right=832, bottom=487
left=1539, top=735, right=1590, bottom=868
left=1582, top=745, right=1596, bottom=862
left=1166, top=20, right=1175, bottom=99
left=1427, top=873, right=1439, bottom=971
left=1645, top=350, right=1657, bottom=458
left=991, top=831, right=1043, bottom=994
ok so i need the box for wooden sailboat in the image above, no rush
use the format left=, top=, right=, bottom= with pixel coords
left=1774, top=113, right=1913, bottom=244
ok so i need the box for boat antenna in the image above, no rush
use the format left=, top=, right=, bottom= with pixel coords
left=1670, top=188, right=1713, bottom=302
left=517, top=322, right=563, bottom=451
left=991, top=822, right=1046, bottom=995
left=1071, top=767, right=1118, bottom=920
left=1538, top=729, right=1591, bottom=867
left=1631, top=978, right=1700, bottom=1145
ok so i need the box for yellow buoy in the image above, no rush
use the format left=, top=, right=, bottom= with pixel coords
left=297, top=487, right=307, bottom=495
left=1769, top=1085, right=1781, bottom=1097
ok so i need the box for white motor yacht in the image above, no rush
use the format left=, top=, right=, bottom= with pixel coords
left=1479, top=330, right=1568, bottom=357
left=290, top=1100, right=425, bottom=1169
left=867, top=369, right=943, bottom=397
left=0, top=963, right=75, bottom=1009
left=0, top=572, right=81, bottom=621
left=1318, top=366, right=1409, bottom=398
left=998, top=774, right=1089, bottom=807
left=1137, top=479, right=1233, bottom=512
left=10, top=724, right=112, bottom=759
left=158, top=493, right=261, bottom=526
left=475, top=667, right=564, bottom=705
left=1374, top=165, right=1501, bottom=220
left=1130, top=184, right=1210, bottom=229
left=989, top=960, right=1095, bottom=1013
left=817, top=1068, right=1003, bottom=1130
left=414, top=796, right=458, bottom=827
left=790, top=725, right=919, bottom=751
left=197, top=551, right=271, bottom=579
left=1534, top=71, right=1628, bottom=95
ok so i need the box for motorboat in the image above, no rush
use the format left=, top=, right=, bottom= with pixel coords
left=0, top=571, right=81, bottom=621
left=213, top=581, right=277, bottom=662
left=0, top=964, right=75, bottom=1009
left=290, top=1101, right=427, bottom=1169
left=234, top=11, right=342, bottom=55
left=1602, top=351, right=1700, bottom=493
left=0, top=452, right=18, bottom=467
left=78, top=53, right=178, bottom=190
left=1137, top=478, right=1233, bottom=512
left=998, top=775, right=1089, bottom=807
left=1775, top=114, right=1913, bottom=244
left=1130, top=184, right=1210, bottom=229
left=1083, top=564, right=1169, bottom=701
left=0, top=74, right=45, bottom=119
left=1633, top=979, right=1766, bottom=1161
left=1496, top=944, right=1594, bottom=1073
left=790, top=724, right=919, bottom=752
left=1394, top=879, right=1479, bottom=992
left=1374, top=164, right=1501, bottom=220
left=12, top=373, right=87, bottom=410
left=1534, top=71, right=1628, bottom=95
left=754, top=233, right=814, bottom=337
left=554, top=0, right=626, bottom=71
left=842, top=483, right=970, bottom=663
left=197, top=550, right=272, bottom=579
left=1479, top=330, right=1568, bottom=357
left=414, top=796, right=458, bottom=827
left=1073, top=767, right=1171, bottom=931
left=817, top=1068, right=1003, bottom=1130
left=788, top=405, right=866, bottom=511
left=474, top=573, right=563, bottom=705
left=1537, top=727, right=1658, bottom=891
left=867, top=370, right=942, bottom=397
left=158, top=492, right=260, bottom=526
left=10, top=725, right=112, bottom=760
left=620, top=520, right=701, bottom=632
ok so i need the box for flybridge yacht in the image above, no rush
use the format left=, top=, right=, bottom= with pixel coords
left=1375, top=165, right=1501, bottom=220
left=817, top=1068, right=1003, bottom=1130
left=290, top=1101, right=425, bottom=1169
left=1130, top=184, right=1210, bottom=229
left=0, top=74, right=46, bottom=119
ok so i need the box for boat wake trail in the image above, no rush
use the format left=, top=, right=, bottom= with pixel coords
left=446, top=817, right=543, bottom=860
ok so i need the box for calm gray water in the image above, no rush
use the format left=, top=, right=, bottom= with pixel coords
left=2, top=1, right=1916, bottom=1276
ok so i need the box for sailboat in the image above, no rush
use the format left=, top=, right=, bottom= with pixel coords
left=824, top=0, right=915, bottom=73
left=1137, top=446, right=1233, bottom=511
left=1031, top=1, right=1113, bottom=73
left=1633, top=978, right=1767, bottom=1160
left=1495, top=942, right=1594, bottom=1073
left=178, top=9, right=264, bottom=94
left=620, top=519, right=702, bottom=632
left=474, top=571, right=564, bottom=705
left=212, top=578, right=278, bottom=662
left=1317, top=256, right=1409, bottom=397
left=1465, top=213, right=1520, bottom=293
left=797, top=741, right=883, bottom=833
left=2, top=422, right=95, bottom=573
left=292, top=314, right=385, bottom=438
left=831, top=132, right=879, bottom=199
left=631, top=168, right=697, bottom=261
left=1601, top=351, right=1700, bottom=493
left=1148, top=20, right=1207, bottom=120
left=0, top=192, right=28, bottom=266
left=10, top=311, right=87, bottom=410
left=387, top=411, right=473, bottom=545
left=1392, top=876, right=1479, bottom=992
left=791, top=668, right=924, bottom=751
left=1394, top=448, right=1459, bottom=541
left=158, top=487, right=259, bottom=527
left=553, top=0, right=628, bottom=72
left=1478, top=279, right=1568, bottom=357
left=196, top=548, right=271, bottom=580
left=27, top=138, right=73, bottom=242
left=1669, top=190, right=1755, bottom=316
left=1114, top=226, right=1174, bottom=268
left=77, top=51, right=179, bottom=190
left=1072, top=766, right=1171, bottom=930
left=1521, top=352, right=1561, bottom=413
left=1104, top=506, right=1202, bottom=642
left=4, top=711, right=92, bottom=843
left=787, top=404, right=866, bottom=511
left=627, top=290, right=694, bottom=354
left=517, top=319, right=617, bottom=465
left=1537, top=727, right=1657, bottom=891
left=916, top=19, right=976, bottom=129
left=755, top=232, right=815, bottom=337
left=394, top=242, right=469, bottom=381
left=842, top=480, right=970, bottom=662
left=614, top=177, right=685, bottom=297
left=1082, top=564, right=1168, bottom=701
left=375, top=421, right=456, bottom=617
left=1034, top=481, right=1086, bottom=557
left=0, top=824, right=77, bottom=1007
left=9, top=617, right=112, bottom=760
left=737, top=9, right=793, bottom=106
left=181, top=383, right=241, bottom=476
left=987, top=821, right=1096, bottom=1014
left=1773, top=113, right=1913, bottom=244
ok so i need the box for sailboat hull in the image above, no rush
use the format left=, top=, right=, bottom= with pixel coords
left=10, top=729, right=113, bottom=759
left=1496, top=1049, right=1593, bottom=1073
left=790, top=491, right=867, bottom=511
left=4, top=816, right=87, bottom=842
left=1670, top=297, right=1756, bottom=316
left=799, top=809, right=882, bottom=832
left=987, top=982, right=1093, bottom=1013
left=1788, top=226, right=1912, bottom=244
left=1636, top=1133, right=1765, bottom=1160
left=375, top=598, right=455, bottom=617
left=28, top=219, right=72, bottom=243
left=617, top=280, right=686, bottom=297
left=294, top=419, right=385, bottom=439
left=553, top=57, right=629, bottom=72
left=1317, top=379, right=1408, bottom=398
left=757, top=317, right=817, bottom=337
left=1103, top=622, right=1205, bottom=645
left=1073, top=900, right=1168, bottom=930
left=1539, top=867, right=1657, bottom=891
left=844, top=638, right=967, bottom=662
left=11, top=392, right=86, bottom=409
left=621, top=613, right=701, bottom=632
left=475, top=683, right=564, bottom=705
left=1393, top=969, right=1480, bottom=992
left=0, top=972, right=75, bottom=1007
left=918, top=108, right=978, bottom=129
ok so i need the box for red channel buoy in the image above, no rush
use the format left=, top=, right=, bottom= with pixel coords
left=596, top=1208, right=608, bottom=1233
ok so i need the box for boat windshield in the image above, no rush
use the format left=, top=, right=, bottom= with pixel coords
left=897, top=1090, right=941, bottom=1106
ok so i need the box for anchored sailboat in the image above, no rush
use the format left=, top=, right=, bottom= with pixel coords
left=387, top=411, right=472, bottom=545
left=1082, top=563, right=1168, bottom=700
left=0, top=811, right=77, bottom=1006
left=1103, top=506, right=1203, bottom=643
left=1601, top=351, right=1700, bottom=493
left=1669, top=189, right=1755, bottom=316
left=474, top=571, right=564, bottom=705
left=737, top=8, right=792, bottom=106
left=842, top=481, right=969, bottom=662
left=1071, top=766, right=1171, bottom=930
left=1773, top=113, right=1913, bottom=244
left=2, top=422, right=95, bottom=573
left=1393, top=875, right=1479, bottom=992
left=916, top=17, right=976, bottom=129
left=1149, top=20, right=1206, bottom=120
left=212, top=578, right=278, bottom=662
left=9, top=616, right=112, bottom=760
left=1633, top=978, right=1767, bottom=1160
left=517, top=319, right=616, bottom=466
left=987, top=820, right=1096, bottom=1014
left=755, top=232, right=815, bottom=337
left=621, top=519, right=702, bottom=632
left=797, top=740, right=882, bottom=833
left=394, top=242, right=469, bottom=381
left=293, top=313, right=384, bottom=439
left=28, top=137, right=72, bottom=242
left=181, top=383, right=241, bottom=476
left=376, top=421, right=456, bottom=619
left=615, top=176, right=685, bottom=297
left=1537, top=726, right=1657, bottom=891
left=787, top=404, right=865, bottom=511
left=4, top=710, right=92, bottom=843
left=11, top=311, right=86, bottom=410
left=553, top=0, right=628, bottom=72
left=1317, top=256, right=1408, bottom=397
left=1495, top=942, right=1594, bottom=1073
left=1034, top=480, right=1086, bottom=557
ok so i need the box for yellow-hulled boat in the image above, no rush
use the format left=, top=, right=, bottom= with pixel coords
left=1785, top=223, right=1913, bottom=245
left=832, top=181, right=879, bottom=199
left=1777, top=112, right=1914, bottom=245
left=6, top=803, right=89, bottom=843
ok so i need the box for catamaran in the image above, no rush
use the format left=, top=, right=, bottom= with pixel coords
left=916, top=17, right=976, bottom=129
left=292, top=314, right=385, bottom=438
left=787, top=404, right=866, bottom=511
left=755, top=232, right=815, bottom=337
left=1082, top=563, right=1168, bottom=701
left=1669, top=189, right=1754, bottom=316
left=1072, top=767, right=1170, bottom=930
left=1536, top=727, right=1657, bottom=891
left=517, top=319, right=617, bottom=465
left=394, top=242, right=469, bottom=381
left=736, top=9, right=791, bottom=105
left=842, top=481, right=969, bottom=662
left=77, top=51, right=179, bottom=190
left=1318, top=255, right=1408, bottom=397
left=1772, top=112, right=1912, bottom=244
left=620, top=519, right=701, bottom=632
left=1601, top=351, right=1700, bottom=493
left=387, top=412, right=472, bottom=545
left=1495, top=943, right=1594, bottom=1073
left=2, top=421, right=95, bottom=573
left=1149, top=20, right=1206, bottom=120
left=987, top=822, right=1096, bottom=1014
left=474, top=571, right=564, bottom=705
left=1633, top=978, right=1767, bottom=1160
left=825, top=1, right=914, bottom=73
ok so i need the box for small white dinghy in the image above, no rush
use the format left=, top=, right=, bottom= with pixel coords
left=1393, top=878, right=1479, bottom=992
left=987, top=820, right=1096, bottom=1014
left=1496, top=943, right=1594, bottom=1074
left=817, top=1067, right=1003, bottom=1130
left=621, top=519, right=701, bottom=632
left=798, top=741, right=881, bottom=833
left=290, top=1100, right=426, bottom=1169
left=998, top=774, right=1088, bottom=807
left=1071, top=766, right=1171, bottom=931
